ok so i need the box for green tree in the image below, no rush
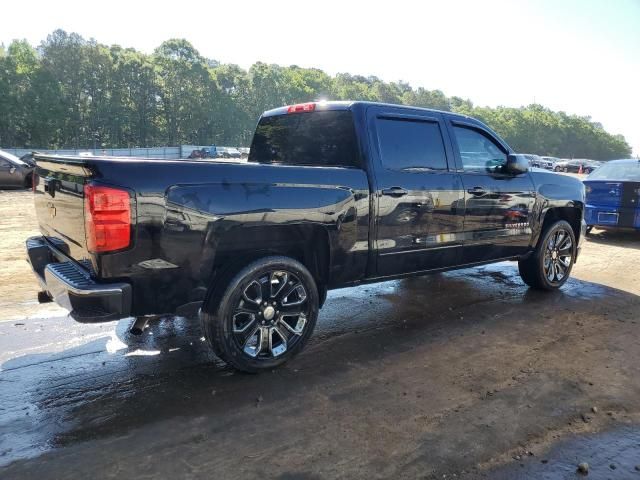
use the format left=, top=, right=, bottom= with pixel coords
left=153, top=39, right=222, bottom=145
left=0, top=29, right=632, bottom=160
left=0, top=40, right=42, bottom=146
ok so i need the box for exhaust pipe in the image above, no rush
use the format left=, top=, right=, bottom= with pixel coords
left=130, top=316, right=151, bottom=335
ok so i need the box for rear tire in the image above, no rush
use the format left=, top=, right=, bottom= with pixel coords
left=200, top=256, right=319, bottom=372
left=518, top=220, right=576, bottom=290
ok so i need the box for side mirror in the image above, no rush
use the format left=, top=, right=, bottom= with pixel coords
left=9, top=166, right=16, bottom=175
left=506, top=154, right=528, bottom=175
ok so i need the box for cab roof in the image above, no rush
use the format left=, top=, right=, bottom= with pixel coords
left=262, top=100, right=474, bottom=123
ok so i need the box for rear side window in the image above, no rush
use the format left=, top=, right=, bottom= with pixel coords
left=376, top=118, right=448, bottom=171
left=249, top=111, right=359, bottom=168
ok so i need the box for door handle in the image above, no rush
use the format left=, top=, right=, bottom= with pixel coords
left=467, top=186, right=486, bottom=195
left=382, top=187, right=409, bottom=197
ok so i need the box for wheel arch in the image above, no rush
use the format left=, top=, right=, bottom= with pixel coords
left=537, top=206, right=583, bottom=248
left=23, top=172, right=33, bottom=189
left=206, top=224, right=332, bottom=308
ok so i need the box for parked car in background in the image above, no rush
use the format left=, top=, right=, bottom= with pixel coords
left=188, top=148, right=214, bottom=159
left=524, top=154, right=556, bottom=170
left=539, top=156, right=559, bottom=170
left=584, top=159, right=640, bottom=232
left=554, top=159, right=594, bottom=174
left=225, top=147, right=242, bottom=159
left=586, top=159, right=604, bottom=170
left=189, top=146, right=244, bottom=161
left=522, top=154, right=542, bottom=168
left=0, top=149, right=35, bottom=188
left=238, top=147, right=250, bottom=159
left=214, top=147, right=232, bottom=158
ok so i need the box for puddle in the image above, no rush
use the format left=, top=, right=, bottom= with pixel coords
left=485, top=425, right=640, bottom=479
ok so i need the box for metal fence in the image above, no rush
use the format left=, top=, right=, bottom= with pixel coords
left=4, top=147, right=182, bottom=159
left=4, top=146, right=247, bottom=160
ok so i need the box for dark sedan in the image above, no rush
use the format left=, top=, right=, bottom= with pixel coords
left=554, top=159, right=594, bottom=174
left=584, top=159, right=640, bottom=232
left=0, top=150, right=35, bottom=189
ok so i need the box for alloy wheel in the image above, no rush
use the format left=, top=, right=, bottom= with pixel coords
left=543, top=228, right=573, bottom=284
left=231, top=270, right=310, bottom=359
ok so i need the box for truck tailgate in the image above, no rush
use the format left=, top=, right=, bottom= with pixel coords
left=34, top=156, right=93, bottom=261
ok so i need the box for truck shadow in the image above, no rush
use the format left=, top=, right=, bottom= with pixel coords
left=1, top=262, right=639, bottom=471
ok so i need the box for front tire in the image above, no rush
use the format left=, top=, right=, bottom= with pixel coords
left=201, top=256, right=319, bottom=372
left=518, top=220, right=576, bottom=290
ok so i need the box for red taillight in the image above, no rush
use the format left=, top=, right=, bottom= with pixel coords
left=84, top=184, right=131, bottom=253
left=287, top=102, right=316, bottom=114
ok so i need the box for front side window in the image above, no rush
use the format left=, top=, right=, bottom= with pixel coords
left=376, top=118, right=448, bottom=171
left=453, top=125, right=507, bottom=172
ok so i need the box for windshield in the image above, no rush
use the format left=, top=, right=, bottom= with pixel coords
left=587, top=161, right=640, bottom=181
left=0, top=150, right=27, bottom=166
left=249, top=111, right=359, bottom=168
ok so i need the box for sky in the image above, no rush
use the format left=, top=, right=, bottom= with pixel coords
left=3, top=0, right=639, bottom=154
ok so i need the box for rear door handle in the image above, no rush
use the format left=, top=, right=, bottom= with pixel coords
left=467, top=186, right=486, bottom=195
left=382, top=187, right=409, bottom=197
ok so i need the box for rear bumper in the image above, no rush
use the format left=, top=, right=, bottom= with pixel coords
left=585, top=204, right=640, bottom=229
left=26, top=236, right=132, bottom=323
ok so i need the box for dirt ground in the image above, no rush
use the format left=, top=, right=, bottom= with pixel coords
left=1, top=189, right=640, bottom=479
left=0, top=189, right=66, bottom=321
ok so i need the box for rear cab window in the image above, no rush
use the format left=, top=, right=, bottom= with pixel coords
left=249, top=110, right=359, bottom=168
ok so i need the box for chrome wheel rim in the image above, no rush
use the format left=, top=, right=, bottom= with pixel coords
left=543, top=228, right=573, bottom=284
left=232, top=270, right=310, bottom=359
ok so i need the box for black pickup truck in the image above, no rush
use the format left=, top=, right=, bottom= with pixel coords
left=27, top=101, right=586, bottom=372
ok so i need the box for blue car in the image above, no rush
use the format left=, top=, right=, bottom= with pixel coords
left=584, top=159, right=640, bottom=232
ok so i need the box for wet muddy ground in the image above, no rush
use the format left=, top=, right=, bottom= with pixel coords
left=486, top=426, right=640, bottom=479
left=1, top=190, right=640, bottom=479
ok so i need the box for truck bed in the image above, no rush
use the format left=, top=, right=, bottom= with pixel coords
left=31, top=154, right=370, bottom=319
